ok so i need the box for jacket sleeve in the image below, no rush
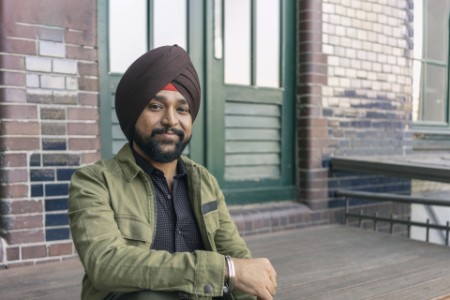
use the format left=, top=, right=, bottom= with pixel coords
left=208, top=175, right=257, bottom=300
left=68, top=166, right=226, bottom=298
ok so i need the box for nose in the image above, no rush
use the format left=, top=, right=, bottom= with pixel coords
left=161, top=107, right=178, bottom=127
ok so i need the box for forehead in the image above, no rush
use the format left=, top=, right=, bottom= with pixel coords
left=152, top=90, right=187, bottom=104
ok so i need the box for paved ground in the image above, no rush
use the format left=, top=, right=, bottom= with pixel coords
left=2, top=225, right=450, bottom=300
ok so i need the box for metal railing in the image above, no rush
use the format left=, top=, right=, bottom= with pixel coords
left=335, top=189, right=450, bottom=246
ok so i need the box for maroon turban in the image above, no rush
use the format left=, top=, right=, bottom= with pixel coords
left=115, top=45, right=201, bottom=142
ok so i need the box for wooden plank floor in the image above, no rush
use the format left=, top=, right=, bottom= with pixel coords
left=1, top=225, right=450, bottom=300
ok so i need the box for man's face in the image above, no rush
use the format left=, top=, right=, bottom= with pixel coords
left=133, top=89, right=193, bottom=163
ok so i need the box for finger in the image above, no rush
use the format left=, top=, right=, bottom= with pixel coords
left=267, top=282, right=276, bottom=296
left=258, top=288, right=273, bottom=300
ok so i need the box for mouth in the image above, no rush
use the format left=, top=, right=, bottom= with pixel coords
left=152, top=128, right=184, bottom=142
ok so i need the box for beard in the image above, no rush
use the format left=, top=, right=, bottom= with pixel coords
left=133, top=127, right=191, bottom=163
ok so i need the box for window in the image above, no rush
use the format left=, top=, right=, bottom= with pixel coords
left=108, top=0, right=187, bottom=74
left=224, top=0, right=281, bottom=88
left=412, top=0, right=450, bottom=125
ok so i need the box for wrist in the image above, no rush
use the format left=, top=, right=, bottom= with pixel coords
left=223, top=255, right=235, bottom=294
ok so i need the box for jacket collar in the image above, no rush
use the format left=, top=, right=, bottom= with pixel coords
left=115, top=144, right=142, bottom=181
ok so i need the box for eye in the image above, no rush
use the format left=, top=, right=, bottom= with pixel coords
left=148, top=103, right=163, bottom=111
left=177, top=106, right=190, bottom=114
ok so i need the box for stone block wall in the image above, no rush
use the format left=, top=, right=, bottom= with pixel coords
left=0, top=0, right=99, bottom=267
left=297, top=0, right=414, bottom=210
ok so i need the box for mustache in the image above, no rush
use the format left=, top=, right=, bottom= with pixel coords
left=150, top=127, right=184, bottom=138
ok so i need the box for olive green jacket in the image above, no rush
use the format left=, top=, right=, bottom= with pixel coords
left=68, top=144, right=253, bottom=300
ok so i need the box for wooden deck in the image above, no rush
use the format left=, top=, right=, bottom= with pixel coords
left=2, top=225, right=450, bottom=300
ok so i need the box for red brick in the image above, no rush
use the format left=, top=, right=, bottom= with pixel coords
left=48, top=242, right=73, bottom=256
left=67, top=123, right=99, bottom=135
left=2, top=215, right=43, bottom=230
left=4, top=229, right=44, bottom=244
left=78, top=77, right=99, bottom=92
left=298, top=117, right=327, bottom=128
left=68, top=137, right=100, bottom=151
left=0, top=54, right=25, bottom=70
left=79, top=92, right=99, bottom=106
left=0, top=153, right=27, bottom=168
left=0, top=87, right=27, bottom=103
left=22, top=245, right=47, bottom=260
left=0, top=104, right=38, bottom=119
left=298, top=137, right=328, bottom=149
left=0, top=169, right=28, bottom=183
left=7, top=23, right=39, bottom=40
left=67, top=107, right=98, bottom=121
left=9, top=200, right=43, bottom=214
left=0, top=184, right=29, bottom=198
left=0, top=71, right=26, bottom=86
left=79, top=62, right=98, bottom=76
left=0, top=120, right=40, bottom=135
left=6, top=247, right=20, bottom=261
left=1, top=38, right=37, bottom=56
left=66, top=45, right=97, bottom=61
left=65, top=30, right=84, bottom=45
left=0, top=137, right=40, bottom=151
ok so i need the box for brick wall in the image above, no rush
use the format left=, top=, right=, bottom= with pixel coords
left=0, top=0, right=99, bottom=267
left=297, top=0, right=414, bottom=210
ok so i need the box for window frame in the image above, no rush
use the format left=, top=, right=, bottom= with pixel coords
left=412, top=0, right=450, bottom=130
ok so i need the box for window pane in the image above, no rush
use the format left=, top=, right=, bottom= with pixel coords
left=224, top=0, right=251, bottom=85
left=423, top=65, right=447, bottom=122
left=153, top=0, right=187, bottom=49
left=109, top=0, right=147, bottom=73
left=256, top=0, right=280, bottom=88
left=426, top=0, right=450, bottom=62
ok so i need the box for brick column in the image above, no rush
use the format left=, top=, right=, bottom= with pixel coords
left=0, top=0, right=99, bottom=267
left=297, top=0, right=330, bottom=209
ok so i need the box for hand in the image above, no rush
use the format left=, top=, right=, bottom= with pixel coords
left=232, top=257, right=277, bottom=300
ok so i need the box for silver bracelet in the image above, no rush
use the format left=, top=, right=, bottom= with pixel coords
left=224, top=255, right=235, bottom=293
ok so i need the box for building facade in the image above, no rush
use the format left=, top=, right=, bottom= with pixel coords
left=0, top=0, right=445, bottom=267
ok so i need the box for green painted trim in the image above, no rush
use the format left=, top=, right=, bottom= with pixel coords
left=223, top=186, right=296, bottom=205
left=205, top=0, right=226, bottom=184
left=148, top=0, right=154, bottom=49
left=281, top=0, right=296, bottom=186
left=98, top=0, right=113, bottom=158
left=187, top=0, right=206, bottom=165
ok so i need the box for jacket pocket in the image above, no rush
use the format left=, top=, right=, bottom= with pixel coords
left=115, top=215, right=152, bottom=244
left=203, top=208, right=220, bottom=238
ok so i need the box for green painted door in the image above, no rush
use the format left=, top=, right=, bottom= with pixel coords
left=98, top=0, right=295, bottom=204
left=205, top=0, right=296, bottom=204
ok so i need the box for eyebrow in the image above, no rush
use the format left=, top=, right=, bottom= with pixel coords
left=152, top=94, right=188, bottom=105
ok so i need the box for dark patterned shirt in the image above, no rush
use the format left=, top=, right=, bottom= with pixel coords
left=132, top=150, right=205, bottom=253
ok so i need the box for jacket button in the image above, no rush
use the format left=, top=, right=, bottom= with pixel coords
left=204, top=284, right=213, bottom=293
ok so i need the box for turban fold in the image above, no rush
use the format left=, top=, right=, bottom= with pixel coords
left=115, top=45, right=201, bottom=142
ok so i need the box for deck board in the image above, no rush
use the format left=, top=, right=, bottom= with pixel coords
left=1, top=225, right=450, bottom=300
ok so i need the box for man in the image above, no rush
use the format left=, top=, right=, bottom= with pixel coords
left=68, top=45, right=277, bottom=300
